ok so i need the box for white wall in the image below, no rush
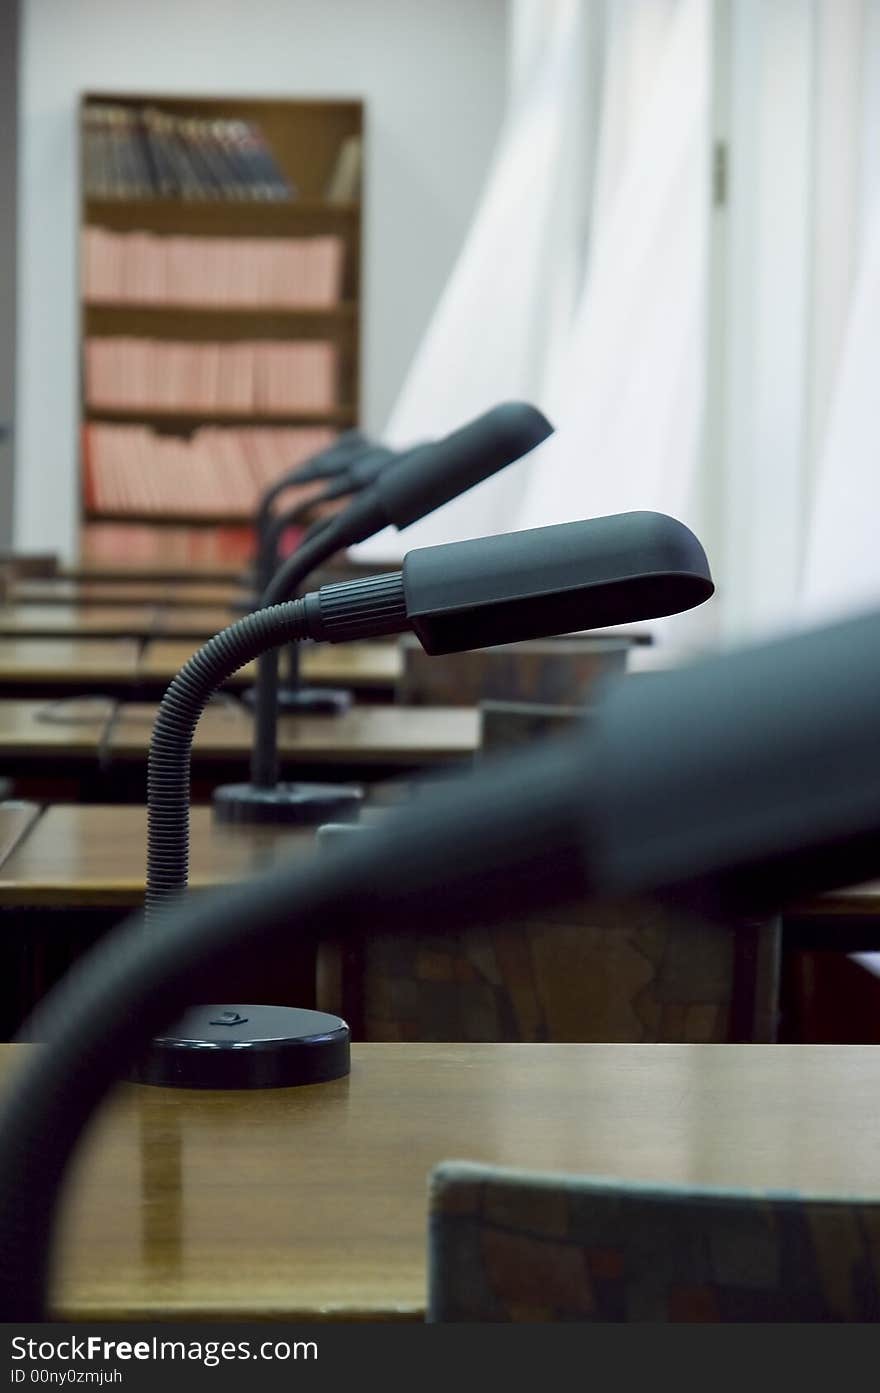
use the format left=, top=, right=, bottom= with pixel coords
left=16, top=0, right=508, bottom=557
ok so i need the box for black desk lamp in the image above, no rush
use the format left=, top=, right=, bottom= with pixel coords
left=139, top=511, right=712, bottom=1087
left=213, top=401, right=555, bottom=826
left=250, top=429, right=371, bottom=575
left=241, top=444, right=397, bottom=717
left=6, top=603, right=880, bottom=1319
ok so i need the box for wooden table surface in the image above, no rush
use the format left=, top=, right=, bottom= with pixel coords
left=139, top=638, right=403, bottom=688
left=0, top=800, right=43, bottom=868
left=65, top=560, right=244, bottom=582
left=0, top=604, right=168, bottom=639
left=0, top=803, right=316, bottom=907
left=13, top=579, right=243, bottom=608
left=106, top=701, right=477, bottom=765
left=0, top=638, right=142, bottom=684
left=0, top=1042, right=875, bottom=1320
left=785, top=883, right=880, bottom=915
left=0, top=604, right=256, bottom=641
left=0, top=699, right=112, bottom=755
left=0, top=637, right=402, bottom=693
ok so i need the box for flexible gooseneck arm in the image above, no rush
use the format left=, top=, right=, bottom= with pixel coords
left=254, top=431, right=369, bottom=549
left=148, top=572, right=411, bottom=914
left=147, top=601, right=310, bottom=916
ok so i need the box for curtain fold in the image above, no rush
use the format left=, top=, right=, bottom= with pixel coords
left=355, top=0, right=709, bottom=566
left=355, top=0, right=591, bottom=557
left=800, top=192, right=880, bottom=625
left=516, top=0, right=708, bottom=537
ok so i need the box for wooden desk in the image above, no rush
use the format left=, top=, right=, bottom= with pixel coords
left=0, top=699, right=112, bottom=757
left=0, top=803, right=315, bottom=908
left=0, top=700, right=115, bottom=806
left=0, top=605, right=164, bottom=639
left=107, top=702, right=479, bottom=769
left=66, top=559, right=243, bottom=582
left=0, top=636, right=401, bottom=700
left=139, top=638, right=404, bottom=690
left=0, top=638, right=141, bottom=686
left=13, top=579, right=242, bottom=608
left=787, top=882, right=880, bottom=920
left=0, top=800, right=42, bottom=869
left=0, top=1042, right=872, bottom=1319
left=0, top=604, right=254, bottom=641
left=0, top=694, right=469, bottom=806
left=136, top=606, right=240, bottom=639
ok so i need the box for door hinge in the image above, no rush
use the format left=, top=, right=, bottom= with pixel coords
left=712, top=141, right=728, bottom=208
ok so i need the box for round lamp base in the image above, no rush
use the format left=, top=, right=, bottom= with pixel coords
left=129, top=1005, right=351, bottom=1090
left=241, top=685, right=353, bottom=716
left=213, top=780, right=363, bottom=826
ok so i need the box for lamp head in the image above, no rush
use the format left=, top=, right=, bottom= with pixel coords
left=371, top=401, right=553, bottom=531
left=401, top=512, right=714, bottom=655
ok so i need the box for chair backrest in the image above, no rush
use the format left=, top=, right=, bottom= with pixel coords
left=396, top=634, right=632, bottom=707
left=427, top=1160, right=880, bottom=1321
left=325, top=896, right=779, bottom=1044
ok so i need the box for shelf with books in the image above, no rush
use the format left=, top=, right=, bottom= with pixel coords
left=85, top=198, right=360, bottom=225
left=84, top=508, right=276, bottom=527
left=84, top=305, right=358, bottom=338
left=78, top=92, right=364, bottom=568
left=85, top=407, right=357, bottom=428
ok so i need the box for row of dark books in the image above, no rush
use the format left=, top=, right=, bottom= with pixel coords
left=82, top=104, right=295, bottom=202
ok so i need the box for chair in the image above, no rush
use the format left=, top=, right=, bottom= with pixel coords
left=326, top=896, right=779, bottom=1043
left=427, top=1160, right=880, bottom=1321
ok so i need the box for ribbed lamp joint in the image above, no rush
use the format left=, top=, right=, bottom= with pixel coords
left=308, top=571, right=408, bottom=644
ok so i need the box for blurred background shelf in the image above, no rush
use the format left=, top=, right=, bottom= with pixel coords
left=84, top=406, right=357, bottom=427
left=78, top=91, right=364, bottom=569
left=84, top=304, right=358, bottom=336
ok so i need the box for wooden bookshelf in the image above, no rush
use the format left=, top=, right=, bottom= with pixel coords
left=85, top=406, right=357, bottom=428
left=78, top=92, right=364, bottom=567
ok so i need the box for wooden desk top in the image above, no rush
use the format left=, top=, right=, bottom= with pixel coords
left=785, top=883, right=880, bottom=917
left=0, top=605, right=163, bottom=639
left=0, top=1042, right=874, bottom=1319
left=139, top=638, right=404, bottom=688
left=107, top=702, right=479, bottom=766
left=66, top=560, right=243, bottom=582
left=0, top=803, right=315, bottom=907
left=0, top=637, right=401, bottom=692
left=13, top=580, right=242, bottom=608
left=138, top=606, right=240, bottom=639
left=0, top=638, right=141, bottom=684
left=0, top=604, right=254, bottom=641
left=0, top=699, right=112, bottom=754
left=0, top=800, right=42, bottom=869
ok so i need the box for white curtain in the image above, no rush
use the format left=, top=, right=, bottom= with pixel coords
left=719, top=0, right=880, bottom=642
left=799, top=2, right=880, bottom=626
left=354, top=0, right=711, bottom=570
left=800, top=193, right=880, bottom=625
left=355, top=0, right=594, bottom=556
left=516, top=0, right=708, bottom=536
